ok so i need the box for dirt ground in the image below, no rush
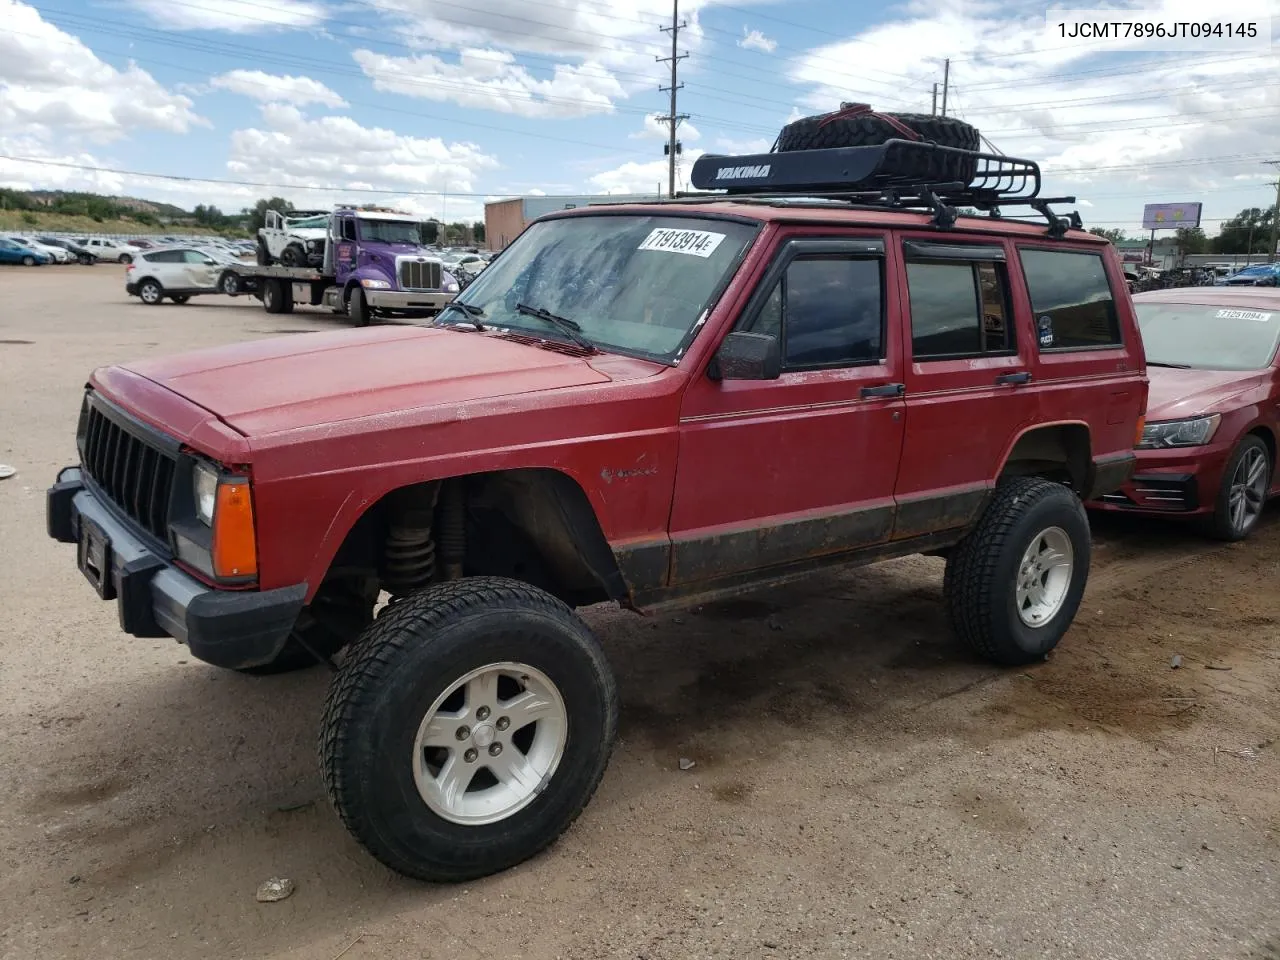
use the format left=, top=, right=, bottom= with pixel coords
left=1, top=265, right=1278, bottom=960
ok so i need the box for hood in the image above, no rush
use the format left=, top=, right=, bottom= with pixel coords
left=1144, top=366, right=1264, bottom=421
left=121, top=326, right=618, bottom=437
left=287, top=227, right=329, bottom=241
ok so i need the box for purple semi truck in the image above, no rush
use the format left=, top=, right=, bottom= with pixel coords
left=238, top=206, right=459, bottom=326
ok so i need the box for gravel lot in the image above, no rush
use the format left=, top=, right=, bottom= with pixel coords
left=1, top=265, right=1278, bottom=960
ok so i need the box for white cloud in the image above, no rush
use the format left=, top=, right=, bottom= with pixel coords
left=0, top=0, right=204, bottom=144
left=785, top=0, right=1280, bottom=234
left=120, top=0, right=327, bottom=32
left=713, top=136, right=771, bottom=154
left=353, top=47, right=627, bottom=119
left=630, top=114, right=702, bottom=142
left=738, top=28, right=776, bottom=54
left=225, top=104, right=500, bottom=221
left=209, top=70, right=347, bottom=107
left=587, top=149, right=704, bottom=196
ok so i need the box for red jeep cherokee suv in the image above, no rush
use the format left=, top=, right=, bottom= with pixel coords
left=46, top=136, right=1147, bottom=882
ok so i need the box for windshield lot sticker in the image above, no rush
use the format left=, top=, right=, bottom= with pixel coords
left=638, top=228, right=726, bottom=258
left=1216, top=308, right=1272, bottom=323
left=1037, top=315, right=1055, bottom=347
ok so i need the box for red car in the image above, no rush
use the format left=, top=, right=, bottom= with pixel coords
left=1093, top=287, right=1280, bottom=539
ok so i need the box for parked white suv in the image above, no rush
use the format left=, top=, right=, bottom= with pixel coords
left=256, top=209, right=329, bottom=266
left=81, top=237, right=138, bottom=263
left=5, top=235, right=72, bottom=263
left=125, top=247, right=227, bottom=304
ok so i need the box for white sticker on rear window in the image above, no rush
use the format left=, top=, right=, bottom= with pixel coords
left=1216, top=308, right=1273, bottom=322
left=637, top=228, right=726, bottom=258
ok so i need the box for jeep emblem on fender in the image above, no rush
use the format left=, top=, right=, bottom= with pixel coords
left=716, top=164, right=771, bottom=180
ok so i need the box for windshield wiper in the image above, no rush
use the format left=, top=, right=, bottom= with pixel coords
left=1147, top=361, right=1192, bottom=368
left=515, top=302, right=597, bottom=352
left=436, top=301, right=486, bottom=330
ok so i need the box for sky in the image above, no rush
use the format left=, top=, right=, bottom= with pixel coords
left=1, top=0, right=1278, bottom=234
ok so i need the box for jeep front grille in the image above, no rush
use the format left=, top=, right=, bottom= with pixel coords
left=79, top=399, right=176, bottom=540
left=398, top=259, right=442, bottom=291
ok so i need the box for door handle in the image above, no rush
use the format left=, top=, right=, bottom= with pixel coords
left=995, top=372, right=1032, bottom=385
left=861, top=382, right=905, bottom=399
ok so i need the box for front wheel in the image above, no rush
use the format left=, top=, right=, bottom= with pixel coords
left=21, top=255, right=36, bottom=267
left=1205, top=435, right=1271, bottom=541
left=944, top=478, right=1090, bottom=665
left=279, top=244, right=304, bottom=267
left=348, top=287, right=370, bottom=327
left=319, top=577, right=618, bottom=882
left=78, top=253, right=93, bottom=265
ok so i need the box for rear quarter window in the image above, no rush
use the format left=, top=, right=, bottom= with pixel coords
left=1018, top=248, right=1121, bottom=349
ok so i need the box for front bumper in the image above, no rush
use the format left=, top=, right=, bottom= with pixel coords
left=365, top=289, right=455, bottom=312
left=47, top=467, right=306, bottom=670
left=1088, top=443, right=1232, bottom=517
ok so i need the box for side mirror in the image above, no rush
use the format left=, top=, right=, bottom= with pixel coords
left=710, top=331, right=781, bottom=381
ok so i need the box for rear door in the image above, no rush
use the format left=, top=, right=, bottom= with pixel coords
left=669, top=230, right=906, bottom=587
left=891, top=235, right=1034, bottom=538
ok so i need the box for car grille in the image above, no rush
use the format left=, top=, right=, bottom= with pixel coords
left=79, top=399, right=176, bottom=540
left=398, top=258, right=442, bottom=291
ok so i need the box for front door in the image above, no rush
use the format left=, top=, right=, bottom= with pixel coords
left=891, top=235, right=1034, bottom=538
left=180, top=250, right=219, bottom=291
left=669, top=232, right=906, bottom=588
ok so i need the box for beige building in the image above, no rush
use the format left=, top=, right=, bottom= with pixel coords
left=484, top=194, right=663, bottom=251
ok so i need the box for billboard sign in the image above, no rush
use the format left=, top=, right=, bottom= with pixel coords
left=1142, top=202, right=1202, bottom=231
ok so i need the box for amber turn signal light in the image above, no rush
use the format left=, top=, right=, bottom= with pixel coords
left=1134, top=415, right=1146, bottom=448
left=212, top=480, right=258, bottom=579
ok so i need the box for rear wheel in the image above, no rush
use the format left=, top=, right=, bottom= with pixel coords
left=119, top=253, right=132, bottom=264
left=1205, top=435, right=1271, bottom=541
left=320, top=577, right=618, bottom=882
left=944, top=478, right=1090, bottom=665
left=262, top=278, right=294, bottom=314
left=138, top=279, right=164, bottom=305
left=78, top=253, right=93, bottom=265
left=219, top=270, right=240, bottom=296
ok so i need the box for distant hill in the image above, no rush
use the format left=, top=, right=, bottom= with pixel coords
left=20, top=190, right=192, bottom=220
left=0, top=187, right=248, bottom=236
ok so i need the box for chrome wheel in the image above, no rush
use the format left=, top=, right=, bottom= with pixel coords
left=1228, top=444, right=1268, bottom=534
left=412, top=661, right=567, bottom=826
left=1015, top=526, right=1074, bottom=627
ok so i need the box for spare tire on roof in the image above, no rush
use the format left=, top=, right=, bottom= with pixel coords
left=774, top=106, right=981, bottom=186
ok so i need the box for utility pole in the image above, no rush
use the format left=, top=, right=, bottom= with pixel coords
left=940, top=58, right=950, bottom=117
left=931, top=83, right=938, bottom=115
left=657, top=0, right=689, bottom=199
left=1266, top=161, right=1280, bottom=262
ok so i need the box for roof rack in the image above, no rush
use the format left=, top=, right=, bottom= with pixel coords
left=683, top=140, right=1083, bottom=238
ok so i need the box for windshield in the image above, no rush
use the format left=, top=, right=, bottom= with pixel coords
left=286, top=215, right=328, bottom=230
left=443, top=214, right=758, bottom=361
left=1135, top=302, right=1280, bottom=370
left=359, top=218, right=424, bottom=245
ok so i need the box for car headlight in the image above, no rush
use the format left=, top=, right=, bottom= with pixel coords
left=361, top=278, right=391, bottom=289
left=445, top=280, right=460, bottom=293
left=1137, top=414, right=1222, bottom=449
left=193, top=461, right=218, bottom=525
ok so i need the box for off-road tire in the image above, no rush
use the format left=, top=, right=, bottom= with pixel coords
left=279, top=244, right=305, bottom=268
left=944, top=477, right=1090, bottom=665
left=219, top=270, right=240, bottom=296
left=138, top=279, right=164, bottom=305
left=21, top=255, right=36, bottom=267
left=256, top=239, right=271, bottom=266
left=237, top=579, right=376, bottom=676
left=1204, top=434, right=1271, bottom=542
left=775, top=110, right=981, bottom=185
left=348, top=287, right=370, bottom=327
left=119, top=253, right=132, bottom=264
left=262, top=278, right=293, bottom=314
left=319, top=577, right=618, bottom=883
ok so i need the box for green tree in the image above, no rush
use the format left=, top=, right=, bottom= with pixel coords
left=1088, top=227, right=1128, bottom=243
left=1174, top=225, right=1207, bottom=256
left=421, top=220, right=440, bottom=244
left=243, top=197, right=295, bottom=233
left=472, top=221, right=485, bottom=243
left=1211, top=206, right=1276, bottom=255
